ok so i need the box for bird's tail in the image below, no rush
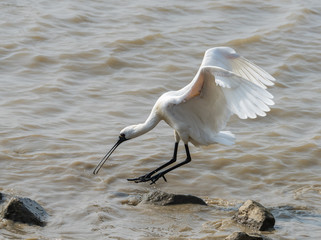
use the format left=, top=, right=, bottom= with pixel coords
left=214, top=131, right=235, bottom=145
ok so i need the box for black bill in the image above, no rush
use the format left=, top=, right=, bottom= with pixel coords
left=93, top=135, right=127, bottom=175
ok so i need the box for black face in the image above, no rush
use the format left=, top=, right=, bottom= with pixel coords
left=119, top=133, right=127, bottom=142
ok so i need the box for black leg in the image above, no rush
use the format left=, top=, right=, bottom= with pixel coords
left=127, top=142, right=179, bottom=183
left=149, top=144, right=191, bottom=184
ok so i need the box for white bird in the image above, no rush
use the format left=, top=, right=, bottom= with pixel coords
left=93, top=47, right=275, bottom=184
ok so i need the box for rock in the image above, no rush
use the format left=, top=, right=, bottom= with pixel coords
left=141, top=190, right=207, bottom=206
left=2, top=196, right=48, bottom=226
left=225, top=232, right=270, bottom=240
left=233, top=200, right=275, bottom=231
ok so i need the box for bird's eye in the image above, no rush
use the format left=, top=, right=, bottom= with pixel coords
left=119, top=133, right=126, bottom=140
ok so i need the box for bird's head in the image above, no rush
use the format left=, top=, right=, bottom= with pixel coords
left=93, top=116, right=158, bottom=175
left=119, top=124, right=142, bottom=140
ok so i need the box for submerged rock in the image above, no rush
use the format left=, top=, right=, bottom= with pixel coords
left=225, top=232, right=271, bottom=240
left=233, top=200, right=275, bottom=231
left=1, top=195, right=48, bottom=226
left=141, top=190, right=207, bottom=206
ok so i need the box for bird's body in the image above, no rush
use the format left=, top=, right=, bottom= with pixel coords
left=93, top=47, right=275, bottom=184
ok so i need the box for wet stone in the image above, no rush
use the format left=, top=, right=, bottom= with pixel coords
left=2, top=196, right=48, bottom=226
left=233, top=200, right=275, bottom=231
left=225, top=232, right=271, bottom=240
left=141, top=190, right=207, bottom=206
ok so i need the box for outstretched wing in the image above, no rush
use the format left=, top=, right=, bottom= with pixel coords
left=201, top=47, right=275, bottom=89
left=170, top=47, right=275, bottom=146
left=179, top=47, right=275, bottom=120
left=201, top=66, right=274, bottom=119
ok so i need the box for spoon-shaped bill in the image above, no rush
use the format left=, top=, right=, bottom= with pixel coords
left=93, top=136, right=126, bottom=175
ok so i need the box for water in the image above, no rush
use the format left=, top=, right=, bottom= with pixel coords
left=1, top=0, right=321, bottom=239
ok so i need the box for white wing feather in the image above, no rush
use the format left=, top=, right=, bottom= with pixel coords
left=166, top=47, right=275, bottom=146
left=202, top=66, right=274, bottom=119
left=202, top=47, right=275, bottom=89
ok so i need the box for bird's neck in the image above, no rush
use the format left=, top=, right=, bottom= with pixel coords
left=134, top=111, right=161, bottom=138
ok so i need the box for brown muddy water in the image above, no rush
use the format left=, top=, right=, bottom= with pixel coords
left=1, top=0, right=321, bottom=239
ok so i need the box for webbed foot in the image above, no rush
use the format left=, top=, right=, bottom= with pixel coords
left=127, top=173, right=153, bottom=183
left=127, top=172, right=167, bottom=184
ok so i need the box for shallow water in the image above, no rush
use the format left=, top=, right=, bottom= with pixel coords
left=1, top=0, right=321, bottom=239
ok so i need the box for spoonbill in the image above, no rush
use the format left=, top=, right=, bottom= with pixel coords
left=93, top=47, right=275, bottom=184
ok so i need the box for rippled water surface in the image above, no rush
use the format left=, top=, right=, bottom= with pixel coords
left=1, top=0, right=321, bottom=239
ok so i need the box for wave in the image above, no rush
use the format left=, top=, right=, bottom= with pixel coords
left=110, top=33, right=163, bottom=49
left=226, top=34, right=262, bottom=46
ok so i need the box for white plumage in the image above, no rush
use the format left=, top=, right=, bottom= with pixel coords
left=93, top=46, right=275, bottom=184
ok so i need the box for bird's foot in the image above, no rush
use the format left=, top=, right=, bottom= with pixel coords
left=127, top=173, right=153, bottom=183
left=127, top=172, right=168, bottom=184
left=149, top=172, right=167, bottom=185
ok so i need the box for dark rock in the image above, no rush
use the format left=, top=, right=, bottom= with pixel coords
left=233, top=200, right=275, bottom=231
left=0, top=192, right=2, bottom=201
left=141, top=190, right=207, bottom=206
left=2, top=196, right=48, bottom=226
left=225, top=232, right=269, bottom=240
